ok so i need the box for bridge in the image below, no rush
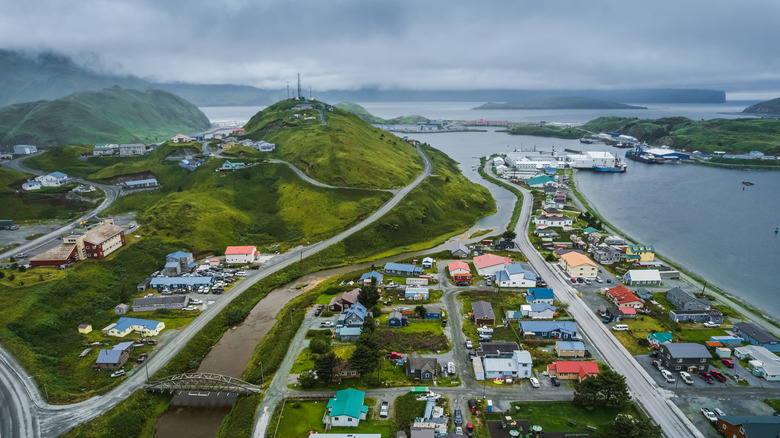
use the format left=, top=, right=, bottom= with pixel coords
left=144, top=373, right=261, bottom=395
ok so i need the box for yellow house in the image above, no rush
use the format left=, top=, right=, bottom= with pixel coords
left=625, top=244, right=655, bottom=262
left=78, top=324, right=92, bottom=334
left=559, top=252, right=598, bottom=278
left=221, top=141, right=235, bottom=149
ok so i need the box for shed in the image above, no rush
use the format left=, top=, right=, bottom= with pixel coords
left=78, top=324, right=93, bottom=334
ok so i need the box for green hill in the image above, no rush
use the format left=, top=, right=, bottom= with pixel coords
left=583, top=116, right=780, bottom=155
left=334, top=102, right=430, bottom=125
left=474, top=97, right=646, bottom=110
left=743, top=98, right=780, bottom=115
left=0, top=86, right=211, bottom=146
left=244, top=100, right=425, bottom=189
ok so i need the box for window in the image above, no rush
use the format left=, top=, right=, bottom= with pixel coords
left=348, top=418, right=353, bottom=422
left=676, top=359, right=682, bottom=363
left=675, top=366, right=681, bottom=370
left=700, top=358, right=706, bottom=363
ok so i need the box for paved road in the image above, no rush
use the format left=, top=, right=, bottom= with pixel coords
left=0, top=156, right=120, bottom=261
left=0, top=146, right=431, bottom=438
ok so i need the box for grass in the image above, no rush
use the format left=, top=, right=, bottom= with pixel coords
left=216, top=394, right=263, bottom=438
left=60, top=390, right=171, bottom=438
left=505, top=124, right=586, bottom=139
left=0, top=168, right=97, bottom=220
left=478, top=156, right=523, bottom=232
left=504, top=401, right=644, bottom=436
left=274, top=399, right=393, bottom=438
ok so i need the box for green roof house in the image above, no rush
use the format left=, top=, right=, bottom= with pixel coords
left=219, top=161, right=246, bottom=171
left=647, top=332, right=673, bottom=347
left=323, top=388, right=368, bottom=428
left=526, top=175, right=556, bottom=188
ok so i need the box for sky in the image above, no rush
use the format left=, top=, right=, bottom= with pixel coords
left=3, top=0, right=780, bottom=95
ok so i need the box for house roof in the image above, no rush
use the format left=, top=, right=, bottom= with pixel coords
left=556, top=341, right=586, bottom=351
left=734, top=322, right=780, bottom=344
left=342, top=302, right=369, bottom=320
left=407, top=352, right=438, bottom=371
left=628, top=244, right=654, bottom=253
left=423, top=304, right=441, bottom=314
left=384, top=262, right=422, bottom=273
left=583, top=227, right=600, bottom=234
left=607, top=286, right=642, bottom=305
left=503, top=263, right=536, bottom=280
left=330, top=288, right=360, bottom=308
left=548, top=361, right=599, bottom=378
left=125, top=178, right=157, bottom=186
left=327, top=388, right=368, bottom=419
left=29, top=244, right=77, bottom=262
left=133, top=295, right=188, bottom=307
left=359, top=271, right=383, bottom=282
left=625, top=269, right=661, bottom=282
left=96, top=349, right=124, bottom=364
left=526, top=175, right=555, bottom=185
left=519, top=321, right=577, bottom=334
left=113, top=341, right=134, bottom=351
left=447, top=260, right=470, bottom=274
left=83, top=223, right=123, bottom=244
left=663, top=343, right=711, bottom=359
left=450, top=243, right=470, bottom=255
left=78, top=324, right=90, bottom=329
left=527, top=288, right=554, bottom=301
left=473, top=254, right=512, bottom=270
left=49, top=171, right=68, bottom=179
left=113, top=317, right=162, bottom=332
left=225, top=245, right=256, bottom=255
left=389, top=311, right=406, bottom=320
left=478, top=341, right=519, bottom=357
left=528, top=303, right=556, bottom=313
left=619, top=307, right=637, bottom=315
left=167, top=251, right=192, bottom=259
left=559, top=251, right=597, bottom=268
left=717, top=416, right=780, bottom=436
left=337, top=327, right=362, bottom=337
left=472, top=301, right=495, bottom=320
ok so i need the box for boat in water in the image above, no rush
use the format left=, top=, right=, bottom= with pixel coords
left=626, top=145, right=665, bottom=164
left=593, top=164, right=627, bottom=172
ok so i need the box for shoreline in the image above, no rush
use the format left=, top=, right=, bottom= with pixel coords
left=569, top=169, right=780, bottom=333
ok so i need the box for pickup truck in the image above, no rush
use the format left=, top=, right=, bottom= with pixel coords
left=320, top=321, right=335, bottom=328
left=386, top=352, right=403, bottom=359
left=379, top=401, right=389, bottom=418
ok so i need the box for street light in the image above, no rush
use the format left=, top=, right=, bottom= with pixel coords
left=290, top=308, right=295, bottom=325
left=30, top=375, right=48, bottom=401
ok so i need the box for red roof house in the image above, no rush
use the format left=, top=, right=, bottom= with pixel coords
left=606, top=285, right=644, bottom=308
left=472, top=254, right=512, bottom=276
left=448, top=261, right=472, bottom=283
left=547, top=361, right=600, bottom=381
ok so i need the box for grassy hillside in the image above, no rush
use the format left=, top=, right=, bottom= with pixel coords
left=0, top=167, right=97, bottom=220
left=244, top=99, right=425, bottom=189
left=334, top=102, right=430, bottom=124
left=583, top=116, right=780, bottom=155
left=0, top=86, right=211, bottom=146
left=475, top=97, right=646, bottom=110
left=743, top=97, right=780, bottom=115
left=506, top=123, right=586, bottom=139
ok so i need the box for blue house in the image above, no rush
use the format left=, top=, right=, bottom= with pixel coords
left=388, top=311, right=408, bottom=327
left=339, top=303, right=370, bottom=327
left=424, top=305, right=441, bottom=319
left=384, top=262, right=423, bottom=277
left=526, top=288, right=555, bottom=305
left=359, top=271, right=383, bottom=285
left=734, top=322, right=780, bottom=352
left=518, top=321, right=578, bottom=340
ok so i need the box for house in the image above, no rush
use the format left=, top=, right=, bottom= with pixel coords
left=666, top=287, right=710, bottom=311
left=472, top=356, right=486, bottom=381
left=533, top=214, right=573, bottom=228
left=734, top=345, right=780, bottom=381
left=450, top=243, right=470, bottom=258
left=114, top=304, right=130, bottom=315
left=95, top=348, right=129, bottom=371
left=716, top=416, right=780, bottom=438
left=635, top=288, right=653, bottom=300
left=359, top=271, right=383, bottom=286
left=505, top=311, right=524, bottom=322
left=28, top=244, right=79, bottom=267
left=606, top=285, right=644, bottom=308
left=22, top=180, right=43, bottom=190
left=647, top=332, right=673, bottom=348
left=171, top=134, right=194, bottom=143
left=137, top=278, right=151, bottom=292
left=219, top=161, right=246, bottom=171
left=669, top=309, right=724, bottom=324
left=93, top=144, right=117, bottom=156
left=335, top=326, right=362, bottom=342
left=447, top=261, right=472, bottom=283
left=472, top=301, right=495, bottom=325
left=36, top=172, right=70, bottom=187
left=625, top=244, right=655, bottom=262
left=132, top=295, right=189, bottom=312
left=13, top=144, right=37, bottom=154
left=406, top=352, right=438, bottom=380
left=526, top=175, right=556, bottom=187
left=607, top=306, right=636, bottom=320
left=582, top=227, right=600, bottom=235
left=123, top=178, right=159, bottom=189
left=477, top=341, right=519, bottom=358
left=119, top=143, right=146, bottom=156
left=254, top=141, right=276, bottom=151
left=31, top=219, right=125, bottom=267
left=149, top=277, right=215, bottom=291
left=547, top=361, right=599, bottom=381
left=481, top=350, right=533, bottom=380
left=232, top=128, right=246, bottom=136
left=224, top=245, right=258, bottom=264
left=339, top=303, right=370, bottom=327
left=179, top=156, right=204, bottom=170
left=659, top=343, right=712, bottom=373
left=591, top=244, right=623, bottom=265
left=623, top=269, right=662, bottom=286
left=534, top=228, right=559, bottom=238
left=404, top=286, right=429, bottom=300
left=604, top=235, right=626, bottom=245
left=164, top=251, right=195, bottom=276
left=384, top=262, right=423, bottom=277
left=103, top=317, right=165, bottom=338
left=518, top=321, right=578, bottom=339
left=555, top=341, right=588, bottom=358
left=553, top=248, right=584, bottom=259
left=421, top=305, right=440, bottom=319
left=495, top=263, right=536, bottom=287
left=734, top=322, right=780, bottom=352
left=472, top=254, right=512, bottom=276
left=559, top=252, right=598, bottom=278
left=333, top=361, right=361, bottom=382
left=521, top=303, right=557, bottom=319
left=526, top=288, right=554, bottom=305
left=323, top=389, right=369, bottom=428
left=329, top=288, right=360, bottom=312
left=421, top=257, right=435, bottom=269
left=388, top=311, right=408, bottom=327
left=208, top=257, right=220, bottom=267
left=78, top=324, right=93, bottom=334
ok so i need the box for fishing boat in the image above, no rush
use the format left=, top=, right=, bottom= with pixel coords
left=579, top=138, right=594, bottom=144
left=593, top=164, right=627, bottom=172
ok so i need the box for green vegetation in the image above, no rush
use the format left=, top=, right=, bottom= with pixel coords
left=0, top=86, right=210, bottom=146
left=395, top=393, right=426, bottom=433
left=61, top=391, right=171, bottom=438
left=583, top=116, right=780, bottom=155
left=478, top=157, right=523, bottom=231
left=273, top=399, right=392, bottom=438
left=335, top=102, right=430, bottom=125
left=503, top=401, right=652, bottom=437
left=506, top=123, right=586, bottom=139
left=476, top=97, right=646, bottom=110
left=743, top=97, right=780, bottom=115
left=0, top=167, right=98, bottom=220
left=216, top=394, right=263, bottom=438
left=377, top=325, right=449, bottom=353
left=245, top=99, right=425, bottom=189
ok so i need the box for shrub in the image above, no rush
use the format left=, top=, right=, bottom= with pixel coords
left=309, top=338, right=331, bottom=354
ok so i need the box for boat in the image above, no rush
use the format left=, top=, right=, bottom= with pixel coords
left=626, top=145, right=665, bottom=164
left=579, top=138, right=594, bottom=144
left=742, top=181, right=755, bottom=186
left=593, top=164, right=627, bottom=172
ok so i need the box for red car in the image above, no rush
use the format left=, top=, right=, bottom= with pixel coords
left=570, top=278, right=577, bottom=284
left=710, top=370, right=727, bottom=382
left=721, top=359, right=734, bottom=368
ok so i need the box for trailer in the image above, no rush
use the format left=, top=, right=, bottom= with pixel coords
left=0, top=220, right=19, bottom=230
left=410, top=386, right=428, bottom=394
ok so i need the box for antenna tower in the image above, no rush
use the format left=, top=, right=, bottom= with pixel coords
left=297, top=73, right=302, bottom=100
left=287, top=82, right=290, bottom=99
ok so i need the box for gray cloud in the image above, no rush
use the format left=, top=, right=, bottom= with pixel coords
left=2, top=0, right=779, bottom=92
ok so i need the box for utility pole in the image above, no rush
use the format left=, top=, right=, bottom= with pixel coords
left=258, top=360, right=264, bottom=385
left=287, top=82, right=290, bottom=99
left=297, top=73, right=302, bottom=100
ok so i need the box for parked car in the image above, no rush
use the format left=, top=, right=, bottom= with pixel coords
left=465, top=340, right=473, bottom=349
left=183, top=306, right=197, bottom=311
left=570, top=278, right=577, bottom=284
left=701, top=408, right=718, bottom=423
left=721, top=358, right=735, bottom=368
left=714, top=408, right=726, bottom=417
left=386, top=352, right=403, bottom=360
left=661, top=369, right=676, bottom=383
left=606, top=278, right=612, bottom=283
left=584, top=279, right=591, bottom=285
left=703, top=321, right=720, bottom=328
left=137, top=353, right=148, bottom=363
left=529, top=377, right=540, bottom=388
left=234, top=271, right=247, bottom=277
left=110, top=370, right=126, bottom=378
left=550, top=376, right=560, bottom=386
left=314, top=305, right=323, bottom=316
left=379, top=401, right=389, bottom=418
left=455, top=427, right=463, bottom=435
left=190, top=299, right=203, bottom=305
left=485, top=278, right=492, bottom=286
left=680, top=371, right=694, bottom=384
left=699, top=371, right=714, bottom=384
left=456, top=281, right=469, bottom=286
left=595, top=277, right=603, bottom=283
left=710, top=370, right=727, bottom=382
left=454, top=409, right=463, bottom=426
left=576, top=277, right=585, bottom=283
left=320, top=321, right=334, bottom=328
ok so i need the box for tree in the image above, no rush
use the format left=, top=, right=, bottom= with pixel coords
left=119, top=285, right=130, bottom=303
left=415, top=305, right=427, bottom=319
left=315, top=352, right=340, bottom=385
left=358, top=285, right=380, bottom=308
left=359, top=315, right=377, bottom=344
left=298, top=369, right=317, bottom=389
left=545, top=253, right=557, bottom=262
left=608, top=414, right=662, bottom=438
left=349, top=343, right=379, bottom=378
left=573, top=376, right=601, bottom=410
left=309, top=338, right=331, bottom=355
left=598, top=368, right=631, bottom=407
left=0, top=271, right=5, bottom=279
left=502, top=230, right=517, bottom=241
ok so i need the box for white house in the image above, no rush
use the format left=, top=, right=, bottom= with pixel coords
left=36, top=172, right=70, bottom=187
left=224, top=246, right=257, bottom=264
left=521, top=303, right=556, bottom=319
left=13, top=145, right=37, bottom=154
left=421, top=257, right=435, bottom=269
left=624, top=269, right=662, bottom=286
left=323, top=389, right=369, bottom=427
left=479, top=350, right=533, bottom=380
left=102, top=317, right=165, bottom=337
left=473, top=254, right=512, bottom=277
left=495, top=263, right=537, bottom=287
left=22, top=181, right=43, bottom=190
left=533, top=215, right=573, bottom=228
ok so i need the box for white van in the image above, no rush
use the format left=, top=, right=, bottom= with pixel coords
left=611, top=324, right=629, bottom=331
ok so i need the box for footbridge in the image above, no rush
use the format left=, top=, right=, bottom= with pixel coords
left=144, top=373, right=261, bottom=395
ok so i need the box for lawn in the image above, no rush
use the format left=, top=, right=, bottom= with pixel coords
left=274, top=399, right=393, bottom=438
left=504, top=401, right=644, bottom=436
left=0, top=167, right=99, bottom=221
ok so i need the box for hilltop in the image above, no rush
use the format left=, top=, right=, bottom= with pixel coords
left=334, top=102, right=430, bottom=125
left=743, top=97, right=780, bottom=116
left=0, top=86, right=211, bottom=146
left=474, top=97, right=646, bottom=110
left=244, top=99, right=425, bottom=189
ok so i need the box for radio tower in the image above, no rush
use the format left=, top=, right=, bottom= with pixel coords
left=286, top=81, right=290, bottom=99
left=297, top=73, right=302, bottom=100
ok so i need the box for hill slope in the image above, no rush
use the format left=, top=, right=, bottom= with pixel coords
left=244, top=99, right=425, bottom=189
left=334, top=102, right=430, bottom=124
left=0, top=86, right=211, bottom=146
left=743, top=98, right=780, bottom=116
left=474, top=97, right=646, bottom=110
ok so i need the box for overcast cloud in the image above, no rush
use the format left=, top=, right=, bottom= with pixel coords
left=2, top=0, right=779, bottom=93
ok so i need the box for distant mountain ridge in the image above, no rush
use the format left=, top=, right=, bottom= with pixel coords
left=743, top=97, right=780, bottom=115
left=334, top=102, right=429, bottom=124
left=473, top=97, right=647, bottom=110
left=0, top=86, right=211, bottom=146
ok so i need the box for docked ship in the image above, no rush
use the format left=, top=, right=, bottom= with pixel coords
left=593, top=162, right=627, bottom=172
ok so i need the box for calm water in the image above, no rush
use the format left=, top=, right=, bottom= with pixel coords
left=200, top=102, right=780, bottom=318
